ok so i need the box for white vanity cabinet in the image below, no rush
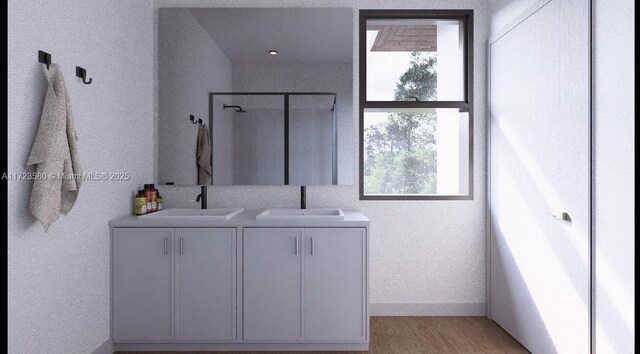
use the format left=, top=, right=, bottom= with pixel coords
left=110, top=210, right=369, bottom=351
left=112, top=227, right=236, bottom=342
left=243, top=228, right=304, bottom=340
left=112, top=228, right=174, bottom=341
left=304, top=228, right=367, bottom=340
left=174, top=228, right=236, bottom=340
left=243, top=227, right=367, bottom=342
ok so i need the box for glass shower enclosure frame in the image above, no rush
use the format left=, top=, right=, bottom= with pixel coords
left=209, top=92, right=338, bottom=185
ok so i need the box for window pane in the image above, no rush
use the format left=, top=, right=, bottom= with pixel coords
left=366, top=19, right=465, bottom=101
left=363, top=109, right=469, bottom=196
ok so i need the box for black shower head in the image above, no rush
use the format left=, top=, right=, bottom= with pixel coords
left=223, top=104, right=246, bottom=113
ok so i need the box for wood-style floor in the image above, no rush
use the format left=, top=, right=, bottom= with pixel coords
left=117, top=316, right=528, bottom=354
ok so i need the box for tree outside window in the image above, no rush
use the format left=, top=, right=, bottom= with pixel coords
left=364, top=52, right=439, bottom=194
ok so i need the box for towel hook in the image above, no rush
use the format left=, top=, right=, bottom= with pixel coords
left=38, top=50, right=51, bottom=70
left=75, top=66, right=92, bottom=84
left=190, top=114, right=203, bottom=126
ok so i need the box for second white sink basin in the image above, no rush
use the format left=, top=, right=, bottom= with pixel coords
left=140, top=208, right=244, bottom=220
left=256, top=208, right=345, bottom=220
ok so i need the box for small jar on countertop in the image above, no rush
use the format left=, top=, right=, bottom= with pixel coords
left=144, top=184, right=154, bottom=212
left=150, top=184, right=158, bottom=212
left=156, top=192, right=163, bottom=211
left=135, top=190, right=147, bottom=215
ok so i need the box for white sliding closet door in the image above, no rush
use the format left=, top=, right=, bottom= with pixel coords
left=488, top=0, right=590, bottom=353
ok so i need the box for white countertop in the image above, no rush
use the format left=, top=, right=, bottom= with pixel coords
left=109, top=209, right=369, bottom=228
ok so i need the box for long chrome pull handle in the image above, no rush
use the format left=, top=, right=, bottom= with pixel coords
left=180, top=237, right=184, bottom=255
left=311, top=237, right=315, bottom=255
left=164, top=237, right=168, bottom=255
left=295, top=237, right=299, bottom=256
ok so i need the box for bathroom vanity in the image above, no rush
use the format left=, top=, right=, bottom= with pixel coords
left=109, top=209, right=369, bottom=351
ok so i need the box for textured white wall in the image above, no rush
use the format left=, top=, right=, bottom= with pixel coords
left=157, top=8, right=232, bottom=185
left=593, top=0, right=635, bottom=352
left=7, top=1, right=154, bottom=353
left=155, top=0, right=488, bottom=311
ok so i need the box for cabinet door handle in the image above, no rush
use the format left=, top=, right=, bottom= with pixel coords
left=295, top=237, right=299, bottom=256
left=311, top=237, right=315, bottom=255
left=164, top=236, right=168, bottom=255
left=550, top=211, right=571, bottom=222
left=180, top=237, right=184, bottom=255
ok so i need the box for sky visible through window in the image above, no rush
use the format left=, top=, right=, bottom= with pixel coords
left=364, top=30, right=416, bottom=128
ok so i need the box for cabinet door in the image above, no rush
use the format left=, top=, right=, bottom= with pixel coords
left=175, top=228, right=236, bottom=340
left=113, top=228, right=173, bottom=340
left=304, top=228, right=367, bottom=340
left=243, top=228, right=303, bottom=340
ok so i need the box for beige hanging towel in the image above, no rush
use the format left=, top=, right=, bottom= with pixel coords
left=197, top=124, right=211, bottom=185
left=26, top=63, right=83, bottom=232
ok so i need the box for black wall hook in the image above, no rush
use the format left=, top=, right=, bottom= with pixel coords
left=38, top=50, right=51, bottom=70
left=75, top=66, right=92, bottom=84
left=190, top=114, right=203, bottom=126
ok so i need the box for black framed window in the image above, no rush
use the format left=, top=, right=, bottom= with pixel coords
left=359, top=10, right=474, bottom=200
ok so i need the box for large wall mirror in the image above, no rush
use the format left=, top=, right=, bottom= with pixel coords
left=156, top=8, right=354, bottom=186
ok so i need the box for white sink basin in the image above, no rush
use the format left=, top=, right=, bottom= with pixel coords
left=256, top=208, right=345, bottom=220
left=140, top=208, right=244, bottom=220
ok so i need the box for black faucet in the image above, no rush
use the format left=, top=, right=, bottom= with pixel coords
left=300, top=186, right=306, bottom=209
left=196, top=185, right=207, bottom=209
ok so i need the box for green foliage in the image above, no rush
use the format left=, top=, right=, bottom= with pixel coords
left=394, top=52, right=438, bottom=101
left=364, top=52, right=439, bottom=194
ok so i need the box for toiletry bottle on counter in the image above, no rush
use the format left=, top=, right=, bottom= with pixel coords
left=135, top=190, right=147, bottom=215
left=144, top=184, right=153, bottom=212
left=156, top=192, right=163, bottom=210
left=150, top=184, right=157, bottom=211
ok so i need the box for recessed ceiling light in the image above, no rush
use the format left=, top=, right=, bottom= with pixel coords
left=269, top=50, right=278, bottom=55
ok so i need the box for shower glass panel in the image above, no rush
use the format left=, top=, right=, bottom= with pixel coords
left=289, top=95, right=337, bottom=185
left=210, top=93, right=337, bottom=186
left=211, top=94, right=284, bottom=185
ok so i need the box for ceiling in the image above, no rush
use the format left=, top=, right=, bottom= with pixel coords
left=189, top=8, right=353, bottom=64
left=369, top=25, right=438, bottom=52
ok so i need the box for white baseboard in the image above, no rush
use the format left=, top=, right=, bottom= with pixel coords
left=91, top=338, right=114, bottom=354
left=370, top=302, right=486, bottom=316
left=113, top=341, right=368, bottom=352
